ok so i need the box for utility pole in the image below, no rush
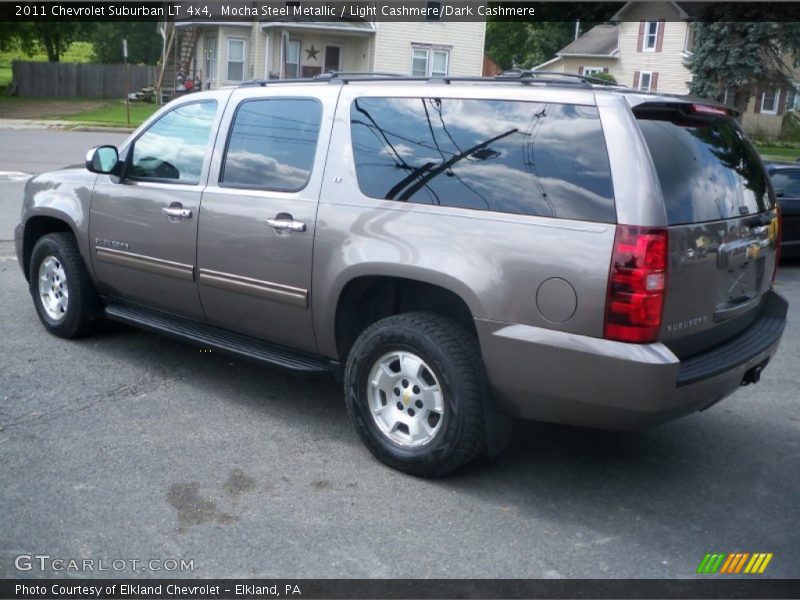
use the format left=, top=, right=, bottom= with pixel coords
left=123, top=39, right=130, bottom=127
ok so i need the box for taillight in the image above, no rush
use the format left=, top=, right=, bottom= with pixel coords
left=772, top=208, right=782, bottom=286
left=690, top=103, right=728, bottom=117
left=604, top=226, right=668, bottom=343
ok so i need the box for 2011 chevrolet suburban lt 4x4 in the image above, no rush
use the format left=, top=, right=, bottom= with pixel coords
left=16, top=72, right=788, bottom=476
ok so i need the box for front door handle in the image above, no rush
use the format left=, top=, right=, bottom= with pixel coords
left=162, top=204, right=192, bottom=220
left=266, top=214, right=306, bottom=233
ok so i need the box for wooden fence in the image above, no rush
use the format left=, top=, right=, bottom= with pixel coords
left=11, top=61, right=155, bottom=99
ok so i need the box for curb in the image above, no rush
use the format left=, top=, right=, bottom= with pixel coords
left=68, top=125, right=136, bottom=133
left=0, top=119, right=135, bottom=133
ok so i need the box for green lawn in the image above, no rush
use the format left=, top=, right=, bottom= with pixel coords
left=58, top=101, right=160, bottom=127
left=758, top=146, right=800, bottom=163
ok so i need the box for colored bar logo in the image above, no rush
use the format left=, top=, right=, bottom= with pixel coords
left=697, top=553, right=773, bottom=574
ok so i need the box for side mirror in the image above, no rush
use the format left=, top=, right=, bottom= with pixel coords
left=85, top=145, right=120, bottom=175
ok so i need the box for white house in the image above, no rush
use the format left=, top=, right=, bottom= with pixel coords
left=535, top=1, right=798, bottom=139
left=162, top=19, right=485, bottom=91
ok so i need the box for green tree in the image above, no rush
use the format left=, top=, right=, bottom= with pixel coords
left=588, top=71, right=617, bottom=84
left=485, top=4, right=620, bottom=70
left=91, top=23, right=162, bottom=65
left=689, top=12, right=800, bottom=118
left=486, top=22, right=579, bottom=70
left=0, top=22, right=92, bottom=61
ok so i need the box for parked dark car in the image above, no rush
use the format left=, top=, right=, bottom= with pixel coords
left=767, top=163, right=800, bottom=258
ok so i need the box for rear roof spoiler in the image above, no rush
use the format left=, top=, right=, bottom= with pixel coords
left=622, top=93, right=739, bottom=118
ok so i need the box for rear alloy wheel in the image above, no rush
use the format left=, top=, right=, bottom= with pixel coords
left=29, top=232, right=98, bottom=338
left=345, top=312, right=486, bottom=477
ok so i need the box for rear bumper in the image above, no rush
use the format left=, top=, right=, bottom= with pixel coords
left=476, top=290, right=788, bottom=429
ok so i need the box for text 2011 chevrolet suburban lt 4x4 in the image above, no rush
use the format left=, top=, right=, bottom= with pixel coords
left=16, top=72, right=788, bottom=476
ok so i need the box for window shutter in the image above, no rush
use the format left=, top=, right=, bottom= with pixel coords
left=637, top=21, right=645, bottom=52
left=651, top=72, right=659, bottom=91
left=754, top=88, right=762, bottom=114
left=778, top=89, right=787, bottom=115
left=633, top=71, right=640, bottom=89
left=578, top=66, right=584, bottom=75
left=603, top=67, right=609, bottom=74
left=656, top=20, right=665, bottom=52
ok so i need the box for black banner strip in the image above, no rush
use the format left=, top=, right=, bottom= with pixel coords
left=3, top=578, right=800, bottom=599
left=5, top=1, right=800, bottom=22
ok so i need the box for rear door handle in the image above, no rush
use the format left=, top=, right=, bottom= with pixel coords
left=162, top=205, right=192, bottom=220
left=266, top=214, right=306, bottom=233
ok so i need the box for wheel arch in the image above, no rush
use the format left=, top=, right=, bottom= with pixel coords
left=21, top=214, right=77, bottom=282
left=331, top=273, right=481, bottom=364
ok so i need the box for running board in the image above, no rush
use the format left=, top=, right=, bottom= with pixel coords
left=104, top=303, right=336, bottom=374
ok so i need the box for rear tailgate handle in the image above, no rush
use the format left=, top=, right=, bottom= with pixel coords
left=714, top=295, right=760, bottom=322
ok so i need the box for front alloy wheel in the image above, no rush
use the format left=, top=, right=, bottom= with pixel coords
left=29, top=232, right=98, bottom=338
left=37, top=255, right=69, bottom=321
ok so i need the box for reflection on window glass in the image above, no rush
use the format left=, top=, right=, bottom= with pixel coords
left=638, top=116, right=772, bottom=224
left=350, top=97, right=616, bottom=222
left=130, top=101, right=217, bottom=183
left=221, top=99, right=321, bottom=191
left=770, top=171, right=800, bottom=197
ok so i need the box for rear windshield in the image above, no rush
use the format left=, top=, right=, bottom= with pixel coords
left=637, top=112, right=773, bottom=224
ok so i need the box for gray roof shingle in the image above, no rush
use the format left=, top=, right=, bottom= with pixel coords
left=558, top=24, right=619, bottom=56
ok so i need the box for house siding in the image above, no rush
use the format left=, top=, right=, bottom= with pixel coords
left=615, top=20, right=692, bottom=93
left=372, top=21, right=485, bottom=76
left=545, top=2, right=794, bottom=140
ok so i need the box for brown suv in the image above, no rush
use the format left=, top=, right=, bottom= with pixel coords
left=15, top=73, right=787, bottom=476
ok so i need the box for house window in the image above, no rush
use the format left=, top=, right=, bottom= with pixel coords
left=583, top=67, right=603, bottom=76
left=227, top=38, right=245, bottom=82
left=285, top=39, right=300, bottom=78
left=204, top=37, right=217, bottom=89
left=791, top=85, right=800, bottom=111
left=411, top=46, right=450, bottom=77
left=684, top=24, right=696, bottom=53
left=638, top=71, right=653, bottom=91
left=761, top=89, right=781, bottom=115
left=643, top=21, right=659, bottom=51
left=324, top=45, right=341, bottom=72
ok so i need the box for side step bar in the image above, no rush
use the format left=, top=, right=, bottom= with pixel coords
left=105, top=303, right=336, bottom=374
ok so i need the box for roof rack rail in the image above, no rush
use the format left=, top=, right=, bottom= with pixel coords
left=236, top=70, right=627, bottom=89
left=497, top=69, right=625, bottom=88
left=314, top=70, right=405, bottom=80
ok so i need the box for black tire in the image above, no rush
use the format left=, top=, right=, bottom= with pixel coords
left=345, top=312, right=487, bottom=477
left=29, top=232, right=99, bottom=338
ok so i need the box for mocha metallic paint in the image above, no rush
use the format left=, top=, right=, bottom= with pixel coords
left=14, top=83, right=789, bottom=430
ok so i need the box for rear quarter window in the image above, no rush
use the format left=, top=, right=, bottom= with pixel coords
left=349, top=97, right=616, bottom=223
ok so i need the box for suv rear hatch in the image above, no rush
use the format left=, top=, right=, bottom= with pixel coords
left=634, top=102, right=780, bottom=359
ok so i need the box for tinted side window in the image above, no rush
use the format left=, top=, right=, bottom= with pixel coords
left=349, top=97, right=616, bottom=222
left=221, top=98, right=322, bottom=192
left=130, top=101, right=217, bottom=184
left=637, top=114, right=773, bottom=224
left=770, top=170, right=800, bottom=197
